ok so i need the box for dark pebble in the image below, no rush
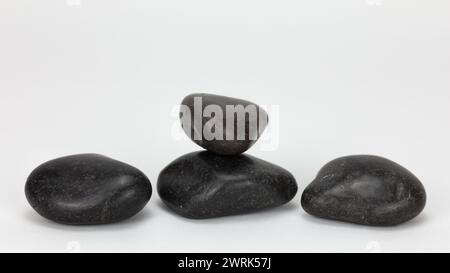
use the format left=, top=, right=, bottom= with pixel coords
left=25, top=154, right=152, bottom=225
left=180, top=93, right=269, bottom=155
left=157, top=151, right=298, bottom=219
left=301, top=155, right=426, bottom=226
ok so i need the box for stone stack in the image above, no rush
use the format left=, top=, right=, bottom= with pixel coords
left=157, top=93, right=298, bottom=219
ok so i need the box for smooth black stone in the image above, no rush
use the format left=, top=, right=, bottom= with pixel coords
left=301, top=155, right=426, bottom=226
left=25, top=154, right=152, bottom=225
left=157, top=151, right=298, bottom=219
left=181, top=93, right=269, bottom=155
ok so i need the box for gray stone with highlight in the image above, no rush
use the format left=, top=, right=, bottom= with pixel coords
left=180, top=93, right=268, bottom=155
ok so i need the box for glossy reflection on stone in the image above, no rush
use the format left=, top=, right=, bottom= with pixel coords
left=25, top=154, right=152, bottom=225
left=301, top=155, right=426, bottom=226
left=180, top=93, right=269, bottom=155
left=157, top=151, right=298, bottom=219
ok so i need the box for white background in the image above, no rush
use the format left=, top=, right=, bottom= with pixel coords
left=1, top=0, right=449, bottom=252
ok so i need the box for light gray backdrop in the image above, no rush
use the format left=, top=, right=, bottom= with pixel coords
left=1, top=0, right=449, bottom=252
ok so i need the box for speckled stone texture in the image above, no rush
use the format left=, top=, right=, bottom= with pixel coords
left=157, top=151, right=298, bottom=219
left=301, top=155, right=426, bottom=226
left=25, top=154, right=152, bottom=225
left=181, top=93, right=268, bottom=155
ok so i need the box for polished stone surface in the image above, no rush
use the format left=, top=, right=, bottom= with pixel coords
left=157, top=151, right=298, bottom=219
left=301, top=155, right=426, bottom=226
left=25, top=154, right=152, bottom=225
left=180, top=93, right=269, bottom=155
